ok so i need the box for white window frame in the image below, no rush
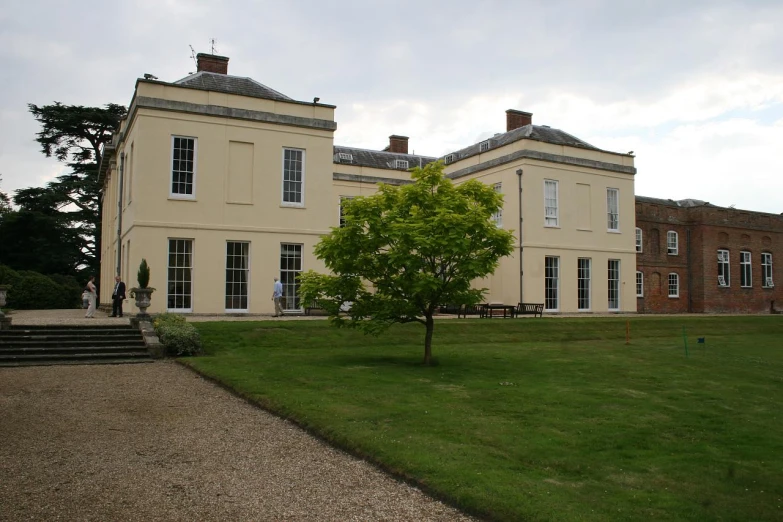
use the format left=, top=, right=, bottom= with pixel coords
left=740, top=251, right=752, bottom=288
left=544, top=180, right=559, bottom=227
left=667, top=231, right=678, bottom=255
left=280, top=243, right=303, bottom=311
left=167, top=238, right=194, bottom=312
left=762, top=253, right=774, bottom=287
left=395, top=159, right=409, bottom=169
left=544, top=256, right=560, bottom=312
left=636, top=271, right=644, bottom=297
left=492, top=183, right=503, bottom=227
left=281, top=147, right=305, bottom=207
left=606, top=188, right=619, bottom=232
left=668, top=273, right=679, bottom=298
left=479, top=140, right=490, bottom=152
left=578, top=258, right=591, bottom=311
left=608, top=259, right=621, bottom=310
left=445, top=154, right=455, bottom=164
left=718, top=249, right=730, bottom=287
left=170, top=136, right=197, bottom=199
left=337, top=152, right=353, bottom=163
left=635, top=228, right=643, bottom=253
left=225, top=241, right=250, bottom=313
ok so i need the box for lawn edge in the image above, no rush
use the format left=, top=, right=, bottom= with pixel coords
left=175, top=358, right=492, bottom=522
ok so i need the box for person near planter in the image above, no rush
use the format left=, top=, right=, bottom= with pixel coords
left=110, top=275, right=126, bottom=317
left=272, top=277, right=284, bottom=317
left=84, top=276, right=97, bottom=318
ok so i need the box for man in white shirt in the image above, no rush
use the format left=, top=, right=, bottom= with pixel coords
left=272, top=277, right=284, bottom=317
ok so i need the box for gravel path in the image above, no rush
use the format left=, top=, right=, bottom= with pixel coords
left=0, top=361, right=473, bottom=521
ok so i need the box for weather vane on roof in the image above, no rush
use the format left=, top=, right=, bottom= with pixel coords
left=210, top=38, right=217, bottom=55
left=189, top=45, right=197, bottom=67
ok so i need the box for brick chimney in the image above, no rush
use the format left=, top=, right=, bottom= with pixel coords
left=388, top=135, right=409, bottom=154
left=196, top=53, right=229, bottom=74
left=506, top=109, right=533, bottom=132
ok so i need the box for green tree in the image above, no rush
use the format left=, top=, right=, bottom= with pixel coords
left=300, top=161, right=515, bottom=365
left=0, top=175, right=12, bottom=216
left=18, top=102, right=127, bottom=274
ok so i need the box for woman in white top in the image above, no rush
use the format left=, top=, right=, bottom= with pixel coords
left=85, top=276, right=97, bottom=318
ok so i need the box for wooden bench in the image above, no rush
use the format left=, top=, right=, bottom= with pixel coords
left=516, top=303, right=544, bottom=317
left=304, top=299, right=326, bottom=316
left=457, top=304, right=486, bottom=318
left=482, top=303, right=517, bottom=318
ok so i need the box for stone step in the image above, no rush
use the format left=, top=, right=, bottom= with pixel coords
left=0, top=345, right=148, bottom=356
left=7, top=324, right=137, bottom=331
left=0, top=358, right=154, bottom=367
left=0, top=352, right=153, bottom=367
left=0, top=338, right=146, bottom=348
left=0, top=329, right=139, bottom=337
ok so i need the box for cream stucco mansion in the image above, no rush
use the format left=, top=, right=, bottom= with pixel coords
left=98, top=53, right=637, bottom=315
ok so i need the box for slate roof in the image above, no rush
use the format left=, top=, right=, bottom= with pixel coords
left=440, top=124, right=605, bottom=164
left=636, top=196, right=711, bottom=208
left=173, top=71, right=293, bottom=102
left=333, top=146, right=437, bottom=171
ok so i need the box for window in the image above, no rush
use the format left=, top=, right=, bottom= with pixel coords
left=337, top=152, right=353, bottom=163
left=636, top=271, right=644, bottom=297
left=606, top=188, right=619, bottom=231
left=635, top=228, right=643, bottom=253
left=762, top=253, right=774, bottom=287
left=339, top=196, right=354, bottom=228
left=492, top=183, right=503, bottom=227
left=479, top=140, right=490, bottom=152
left=667, top=231, right=678, bottom=255
left=608, top=259, right=620, bottom=310
left=668, top=273, right=679, bottom=298
left=445, top=154, right=456, bottom=164
left=544, top=180, right=559, bottom=227
left=127, top=142, right=134, bottom=204
left=282, top=148, right=304, bottom=206
left=544, top=256, right=559, bottom=311
left=167, top=239, right=193, bottom=311
left=578, top=258, right=591, bottom=311
left=280, top=243, right=303, bottom=311
left=717, top=250, right=730, bottom=286
left=740, top=251, right=752, bottom=287
left=395, top=159, right=409, bottom=169
left=225, top=242, right=249, bottom=312
left=171, top=136, right=196, bottom=197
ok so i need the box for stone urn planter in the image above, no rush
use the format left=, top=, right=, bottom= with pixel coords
left=130, top=287, right=155, bottom=320
left=0, top=285, right=11, bottom=330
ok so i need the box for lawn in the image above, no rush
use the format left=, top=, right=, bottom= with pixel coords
left=184, top=316, right=783, bottom=521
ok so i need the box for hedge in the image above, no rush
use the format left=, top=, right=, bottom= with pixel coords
left=0, top=265, right=82, bottom=309
left=153, top=313, right=203, bottom=356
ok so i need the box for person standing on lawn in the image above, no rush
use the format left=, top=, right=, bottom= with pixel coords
left=272, top=277, right=284, bottom=317
left=110, top=275, right=126, bottom=317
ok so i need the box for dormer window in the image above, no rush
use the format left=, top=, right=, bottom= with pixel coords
left=338, top=152, right=353, bottom=163
left=445, top=154, right=455, bottom=164
left=395, top=159, right=409, bottom=169
left=479, top=140, right=490, bottom=152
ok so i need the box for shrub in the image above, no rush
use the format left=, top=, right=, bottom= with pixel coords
left=137, top=258, right=150, bottom=288
left=0, top=265, right=80, bottom=309
left=154, top=313, right=202, bottom=356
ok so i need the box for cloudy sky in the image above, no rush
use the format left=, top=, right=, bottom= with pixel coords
left=1, top=0, right=782, bottom=213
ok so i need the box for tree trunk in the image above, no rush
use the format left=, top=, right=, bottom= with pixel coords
left=423, top=314, right=434, bottom=365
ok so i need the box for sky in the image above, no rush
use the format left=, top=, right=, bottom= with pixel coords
left=1, top=0, right=782, bottom=213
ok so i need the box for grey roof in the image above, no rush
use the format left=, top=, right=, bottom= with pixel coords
left=174, top=71, right=293, bottom=102
left=636, top=196, right=712, bottom=208
left=333, top=145, right=437, bottom=171
left=441, top=124, right=606, bottom=164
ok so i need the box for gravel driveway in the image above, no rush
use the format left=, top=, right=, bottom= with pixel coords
left=0, top=361, right=473, bottom=521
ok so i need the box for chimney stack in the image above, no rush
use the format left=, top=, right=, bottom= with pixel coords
left=506, top=109, right=533, bottom=132
left=196, top=53, right=230, bottom=75
left=388, top=135, right=409, bottom=154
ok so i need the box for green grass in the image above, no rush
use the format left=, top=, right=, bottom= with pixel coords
left=184, top=317, right=783, bottom=521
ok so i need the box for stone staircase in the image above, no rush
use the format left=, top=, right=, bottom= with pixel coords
left=0, top=324, right=152, bottom=366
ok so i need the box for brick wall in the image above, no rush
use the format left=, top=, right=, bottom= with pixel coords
left=636, top=198, right=783, bottom=314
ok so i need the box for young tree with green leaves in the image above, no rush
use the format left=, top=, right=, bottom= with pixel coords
left=299, top=161, right=515, bottom=365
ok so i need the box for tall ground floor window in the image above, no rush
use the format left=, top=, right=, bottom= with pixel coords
left=168, top=239, right=193, bottom=311
left=544, top=256, right=559, bottom=311
left=280, top=243, right=303, bottom=310
left=577, top=258, right=591, bottom=311
left=226, top=241, right=249, bottom=311
left=608, top=259, right=620, bottom=310
left=762, top=253, right=774, bottom=287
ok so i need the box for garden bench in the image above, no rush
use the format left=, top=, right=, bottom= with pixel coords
left=304, top=299, right=326, bottom=316
left=516, top=303, right=544, bottom=317
left=457, top=304, right=486, bottom=318
left=482, top=304, right=517, bottom=318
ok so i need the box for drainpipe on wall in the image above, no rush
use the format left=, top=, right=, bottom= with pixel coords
left=116, top=153, right=125, bottom=277
left=516, top=169, right=524, bottom=302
